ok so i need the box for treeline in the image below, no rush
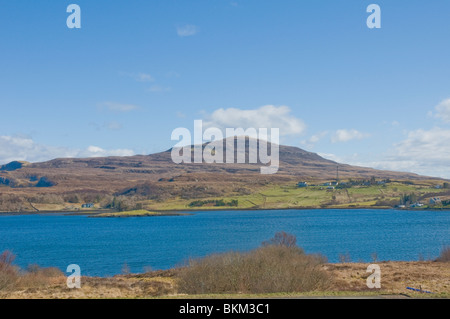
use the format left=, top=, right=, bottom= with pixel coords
left=0, top=193, right=145, bottom=212
left=399, top=193, right=419, bottom=206
left=336, top=177, right=391, bottom=189
left=188, top=199, right=238, bottom=208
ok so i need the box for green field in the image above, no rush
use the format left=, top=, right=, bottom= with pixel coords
left=142, top=182, right=450, bottom=211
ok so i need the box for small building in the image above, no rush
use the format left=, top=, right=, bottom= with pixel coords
left=435, top=185, right=443, bottom=189
left=82, top=203, right=94, bottom=208
left=429, top=197, right=441, bottom=205
left=297, top=182, right=308, bottom=188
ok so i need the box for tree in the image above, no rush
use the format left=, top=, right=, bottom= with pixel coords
left=262, top=231, right=297, bottom=248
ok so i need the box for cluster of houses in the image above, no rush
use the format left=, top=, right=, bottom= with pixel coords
left=429, top=197, right=442, bottom=205
left=398, top=197, right=442, bottom=209
left=297, top=181, right=339, bottom=190
left=81, top=203, right=95, bottom=208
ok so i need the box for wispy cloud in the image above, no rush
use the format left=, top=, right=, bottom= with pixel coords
left=203, top=105, right=306, bottom=136
left=0, top=135, right=135, bottom=165
left=177, top=25, right=199, bottom=37
left=135, top=73, right=154, bottom=82
left=120, top=72, right=154, bottom=82
left=166, top=71, right=181, bottom=79
left=331, top=129, right=369, bottom=143
left=90, top=121, right=123, bottom=131
left=323, top=127, right=450, bottom=178
left=148, top=85, right=171, bottom=93
left=301, top=131, right=328, bottom=148
left=176, top=111, right=186, bottom=118
left=100, top=102, right=139, bottom=112
left=434, top=98, right=450, bottom=123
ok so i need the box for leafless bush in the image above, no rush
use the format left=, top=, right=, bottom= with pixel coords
left=177, top=239, right=330, bottom=294
left=0, top=251, right=19, bottom=291
left=0, top=194, right=26, bottom=212
left=437, top=246, right=450, bottom=262
left=371, top=252, right=378, bottom=263
left=262, top=231, right=297, bottom=248
left=339, top=252, right=352, bottom=263
left=17, top=265, right=64, bottom=289
left=1, top=251, right=65, bottom=292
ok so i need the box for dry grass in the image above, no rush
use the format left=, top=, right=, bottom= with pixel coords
left=1, top=270, right=178, bottom=299
left=324, top=261, right=450, bottom=297
left=1, top=261, right=449, bottom=299
left=2, top=244, right=449, bottom=299
left=0, top=251, right=19, bottom=291
left=177, top=245, right=330, bottom=295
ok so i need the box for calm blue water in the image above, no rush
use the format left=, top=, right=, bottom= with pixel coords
left=0, top=209, right=449, bottom=277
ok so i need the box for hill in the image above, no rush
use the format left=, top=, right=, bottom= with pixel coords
left=0, top=138, right=448, bottom=212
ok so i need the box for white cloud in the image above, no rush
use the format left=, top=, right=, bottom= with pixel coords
left=166, top=71, right=181, bottom=78
left=177, top=25, right=198, bottom=37
left=176, top=111, right=186, bottom=118
left=317, top=152, right=343, bottom=163
left=203, top=105, right=306, bottom=136
left=331, top=129, right=369, bottom=143
left=434, top=98, right=450, bottom=123
left=105, top=121, right=123, bottom=131
left=100, top=102, right=139, bottom=112
left=148, top=85, right=171, bottom=93
left=343, top=127, right=450, bottom=178
left=80, top=146, right=134, bottom=158
left=0, top=136, right=135, bottom=165
left=120, top=72, right=154, bottom=82
left=90, top=121, right=123, bottom=131
left=135, top=73, right=154, bottom=82
left=301, top=131, right=328, bottom=148
left=390, top=127, right=450, bottom=163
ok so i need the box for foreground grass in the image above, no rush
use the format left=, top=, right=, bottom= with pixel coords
left=1, top=261, right=449, bottom=299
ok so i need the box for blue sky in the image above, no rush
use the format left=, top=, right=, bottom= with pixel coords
left=1, top=0, right=450, bottom=178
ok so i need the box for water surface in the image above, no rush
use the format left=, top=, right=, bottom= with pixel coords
left=0, top=209, right=448, bottom=277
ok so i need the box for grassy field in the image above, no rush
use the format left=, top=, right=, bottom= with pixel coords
left=141, top=182, right=450, bottom=211
left=1, top=261, right=448, bottom=299
left=5, top=181, right=448, bottom=214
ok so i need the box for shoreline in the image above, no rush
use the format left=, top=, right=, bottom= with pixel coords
left=1, top=206, right=450, bottom=216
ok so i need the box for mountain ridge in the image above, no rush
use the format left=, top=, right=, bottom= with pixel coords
left=0, top=138, right=438, bottom=192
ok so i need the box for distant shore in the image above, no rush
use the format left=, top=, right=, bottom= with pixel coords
left=1, top=206, right=449, bottom=217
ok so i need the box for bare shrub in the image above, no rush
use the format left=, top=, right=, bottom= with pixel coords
left=122, top=263, right=131, bottom=275
left=177, top=238, right=330, bottom=294
left=1, top=252, right=65, bottom=292
left=18, top=265, right=64, bottom=289
left=262, top=231, right=297, bottom=248
left=437, top=246, right=450, bottom=262
left=339, top=252, right=352, bottom=263
left=0, top=251, right=19, bottom=291
left=371, top=252, right=378, bottom=263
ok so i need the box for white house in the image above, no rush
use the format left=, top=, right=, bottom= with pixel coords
left=429, top=197, right=441, bottom=205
